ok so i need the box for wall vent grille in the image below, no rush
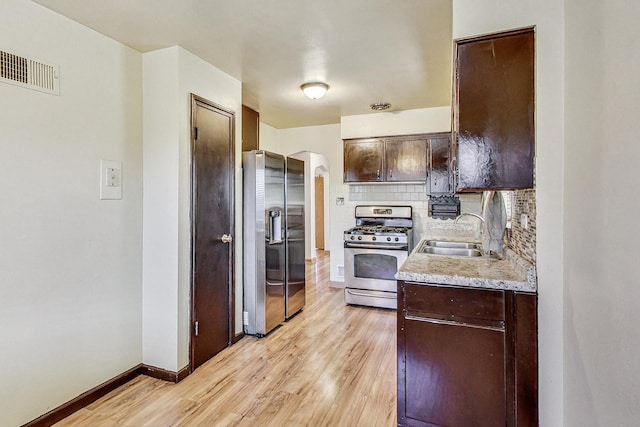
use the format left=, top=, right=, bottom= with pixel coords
left=0, top=50, right=59, bottom=95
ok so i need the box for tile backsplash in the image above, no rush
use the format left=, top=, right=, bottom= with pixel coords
left=348, top=184, right=429, bottom=203
left=347, top=184, right=537, bottom=266
left=507, top=189, right=537, bottom=264
left=348, top=184, right=483, bottom=244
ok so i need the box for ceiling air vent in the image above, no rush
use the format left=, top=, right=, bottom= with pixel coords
left=1, top=50, right=59, bottom=95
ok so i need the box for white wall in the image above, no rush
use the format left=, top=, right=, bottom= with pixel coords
left=564, top=1, right=640, bottom=425
left=341, top=106, right=451, bottom=139
left=142, top=47, right=181, bottom=372
left=452, top=1, right=565, bottom=425
left=143, top=46, right=243, bottom=371
left=0, top=1, right=143, bottom=426
left=258, top=122, right=279, bottom=152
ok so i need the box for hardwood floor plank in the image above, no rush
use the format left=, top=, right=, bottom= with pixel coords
left=53, top=251, right=398, bottom=426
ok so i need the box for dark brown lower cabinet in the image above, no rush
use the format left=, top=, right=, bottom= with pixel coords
left=398, top=281, right=538, bottom=427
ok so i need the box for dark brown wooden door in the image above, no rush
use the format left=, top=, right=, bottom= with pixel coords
left=455, top=28, right=535, bottom=191
left=385, top=137, right=427, bottom=182
left=191, top=95, right=235, bottom=371
left=343, top=139, right=384, bottom=182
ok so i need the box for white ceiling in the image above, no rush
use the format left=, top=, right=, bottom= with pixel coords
left=34, top=0, right=453, bottom=129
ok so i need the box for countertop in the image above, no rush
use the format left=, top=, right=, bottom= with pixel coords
left=396, top=237, right=537, bottom=293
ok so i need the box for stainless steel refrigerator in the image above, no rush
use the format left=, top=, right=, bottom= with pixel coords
left=243, top=150, right=305, bottom=337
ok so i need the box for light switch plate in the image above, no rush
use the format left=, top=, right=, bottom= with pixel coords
left=100, top=160, right=122, bottom=200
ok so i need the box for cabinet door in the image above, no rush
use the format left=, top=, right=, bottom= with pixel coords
left=385, top=137, right=427, bottom=182
left=398, top=282, right=509, bottom=427
left=343, top=139, right=384, bottom=182
left=402, top=317, right=507, bottom=427
left=241, top=105, right=259, bottom=151
left=515, top=292, right=538, bottom=427
left=427, top=133, right=453, bottom=194
left=455, top=28, right=535, bottom=191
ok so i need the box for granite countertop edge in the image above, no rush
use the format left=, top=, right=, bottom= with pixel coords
left=396, top=238, right=537, bottom=293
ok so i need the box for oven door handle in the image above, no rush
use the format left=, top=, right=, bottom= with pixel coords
left=346, top=289, right=397, bottom=299
left=344, top=242, right=407, bottom=250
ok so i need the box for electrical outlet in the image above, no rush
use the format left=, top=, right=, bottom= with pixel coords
left=243, top=311, right=249, bottom=326
left=521, top=214, right=529, bottom=230
left=106, top=168, right=120, bottom=187
left=100, top=160, right=122, bottom=200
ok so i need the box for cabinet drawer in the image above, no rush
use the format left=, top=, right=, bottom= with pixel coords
left=403, top=283, right=505, bottom=323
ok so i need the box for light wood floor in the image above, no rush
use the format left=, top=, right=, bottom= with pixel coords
left=55, top=251, right=398, bottom=426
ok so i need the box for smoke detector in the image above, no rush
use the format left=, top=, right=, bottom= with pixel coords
left=370, top=102, right=391, bottom=111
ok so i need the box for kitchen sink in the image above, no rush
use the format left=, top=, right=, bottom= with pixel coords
left=424, top=240, right=480, bottom=249
left=416, top=240, right=483, bottom=257
left=418, top=246, right=483, bottom=257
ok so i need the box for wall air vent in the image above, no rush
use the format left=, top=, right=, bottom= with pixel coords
left=0, top=50, right=59, bottom=95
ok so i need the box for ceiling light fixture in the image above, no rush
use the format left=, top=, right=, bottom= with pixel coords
left=300, top=82, right=329, bottom=100
left=370, top=102, right=391, bottom=111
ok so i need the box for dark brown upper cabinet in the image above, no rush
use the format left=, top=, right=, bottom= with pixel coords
left=384, top=135, right=427, bottom=182
left=343, top=138, right=385, bottom=182
left=454, top=27, right=535, bottom=191
left=343, top=134, right=428, bottom=183
left=242, top=105, right=260, bottom=152
left=427, top=132, right=454, bottom=195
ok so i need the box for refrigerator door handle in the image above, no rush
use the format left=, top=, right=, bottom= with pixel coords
left=268, top=210, right=283, bottom=244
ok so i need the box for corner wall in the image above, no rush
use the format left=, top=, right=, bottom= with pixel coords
left=564, top=0, right=640, bottom=424
left=142, top=46, right=243, bottom=371
left=0, top=1, right=143, bottom=425
left=452, top=1, right=565, bottom=424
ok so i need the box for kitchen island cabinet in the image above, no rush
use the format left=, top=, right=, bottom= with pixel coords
left=397, top=280, right=537, bottom=427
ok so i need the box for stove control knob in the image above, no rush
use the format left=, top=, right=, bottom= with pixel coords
left=387, top=237, right=391, bottom=242
left=357, top=236, right=363, bottom=240
left=350, top=236, right=355, bottom=240
left=372, top=236, right=376, bottom=241
left=395, top=237, right=400, bottom=242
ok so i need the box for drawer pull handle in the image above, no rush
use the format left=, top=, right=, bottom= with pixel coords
left=405, top=314, right=505, bottom=332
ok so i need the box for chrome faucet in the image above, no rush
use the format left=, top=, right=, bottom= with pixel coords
left=454, top=213, right=486, bottom=224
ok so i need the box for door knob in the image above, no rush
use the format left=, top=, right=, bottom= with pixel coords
left=221, top=234, right=233, bottom=243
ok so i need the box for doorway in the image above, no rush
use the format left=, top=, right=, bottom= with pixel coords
left=190, top=94, right=235, bottom=371
left=315, top=176, right=325, bottom=250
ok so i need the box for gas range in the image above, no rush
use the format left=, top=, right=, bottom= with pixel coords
left=343, top=205, right=413, bottom=247
left=344, top=226, right=410, bottom=244
left=343, top=205, right=414, bottom=310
